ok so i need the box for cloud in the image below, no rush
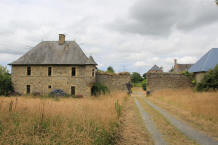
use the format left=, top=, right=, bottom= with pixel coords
left=0, top=0, right=218, bottom=75
left=112, top=0, right=218, bottom=36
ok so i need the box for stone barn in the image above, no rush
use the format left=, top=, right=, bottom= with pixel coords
left=189, top=48, right=218, bottom=83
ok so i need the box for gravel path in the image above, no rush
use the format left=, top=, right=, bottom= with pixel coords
left=143, top=97, right=218, bottom=145
left=134, top=96, right=167, bottom=145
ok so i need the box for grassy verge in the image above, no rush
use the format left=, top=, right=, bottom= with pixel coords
left=148, top=89, right=218, bottom=138
left=118, top=95, right=154, bottom=145
left=0, top=92, right=126, bottom=145
left=137, top=96, right=198, bottom=145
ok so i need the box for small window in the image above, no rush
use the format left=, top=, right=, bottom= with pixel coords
left=48, top=85, right=51, bottom=89
left=71, top=86, right=75, bottom=96
left=26, top=85, right=30, bottom=94
left=48, top=67, right=52, bottom=76
left=72, top=67, right=76, bottom=76
left=27, top=66, right=31, bottom=76
left=92, top=69, right=95, bottom=77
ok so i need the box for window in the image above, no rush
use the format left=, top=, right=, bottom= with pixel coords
left=27, top=66, right=31, bottom=76
left=48, top=67, right=52, bottom=76
left=92, top=69, right=95, bottom=77
left=72, top=67, right=76, bottom=76
left=26, top=85, right=30, bottom=94
left=48, top=85, right=51, bottom=89
left=71, top=86, right=75, bottom=96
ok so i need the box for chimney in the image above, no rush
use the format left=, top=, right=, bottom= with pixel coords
left=59, top=34, right=65, bottom=45
left=174, top=59, right=177, bottom=65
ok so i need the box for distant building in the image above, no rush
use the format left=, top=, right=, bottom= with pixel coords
left=189, top=48, right=218, bottom=83
left=173, top=59, right=192, bottom=73
left=147, top=65, right=163, bottom=73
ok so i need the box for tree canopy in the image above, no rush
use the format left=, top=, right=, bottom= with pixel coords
left=106, top=66, right=115, bottom=73
left=0, top=66, right=13, bottom=96
left=131, top=72, right=143, bottom=83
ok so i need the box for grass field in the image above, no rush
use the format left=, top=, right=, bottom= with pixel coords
left=148, top=89, right=218, bottom=138
left=0, top=92, right=127, bottom=145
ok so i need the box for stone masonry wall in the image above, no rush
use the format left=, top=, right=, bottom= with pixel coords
left=96, top=72, right=131, bottom=92
left=147, top=73, right=193, bottom=92
left=12, top=65, right=96, bottom=96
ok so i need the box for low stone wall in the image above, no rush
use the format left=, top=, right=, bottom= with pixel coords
left=96, top=72, right=131, bottom=92
left=147, top=73, right=193, bottom=92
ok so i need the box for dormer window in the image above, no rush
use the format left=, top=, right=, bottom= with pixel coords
left=27, top=66, right=31, bottom=76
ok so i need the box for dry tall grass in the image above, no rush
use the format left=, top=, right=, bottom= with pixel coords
left=0, top=92, right=127, bottom=145
left=149, top=89, right=218, bottom=138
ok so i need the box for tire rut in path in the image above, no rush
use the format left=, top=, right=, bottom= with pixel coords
left=134, top=96, right=167, bottom=145
left=143, top=97, right=218, bottom=145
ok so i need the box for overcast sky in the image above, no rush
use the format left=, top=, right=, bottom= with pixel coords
left=0, top=0, right=218, bottom=74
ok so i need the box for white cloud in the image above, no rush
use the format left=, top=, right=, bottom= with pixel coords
left=0, top=0, right=218, bottom=74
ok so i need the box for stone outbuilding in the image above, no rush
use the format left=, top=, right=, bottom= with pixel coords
left=173, top=59, right=192, bottom=73
left=147, top=65, right=163, bottom=73
left=9, top=34, right=97, bottom=96
left=189, top=48, right=218, bottom=83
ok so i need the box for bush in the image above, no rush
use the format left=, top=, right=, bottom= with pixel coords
left=0, top=66, right=13, bottom=96
left=142, top=80, right=147, bottom=91
left=49, top=89, right=67, bottom=97
left=196, top=64, right=218, bottom=91
left=91, top=83, right=109, bottom=96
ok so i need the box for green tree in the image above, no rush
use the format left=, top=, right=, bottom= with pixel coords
left=196, top=64, right=218, bottom=91
left=131, top=72, right=143, bottom=84
left=106, top=66, right=115, bottom=73
left=0, top=66, right=13, bottom=96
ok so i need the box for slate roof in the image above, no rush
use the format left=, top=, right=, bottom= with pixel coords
left=189, top=48, right=218, bottom=73
left=9, top=41, right=97, bottom=65
left=150, top=65, right=162, bottom=71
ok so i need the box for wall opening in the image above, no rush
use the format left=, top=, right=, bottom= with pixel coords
left=48, top=67, right=52, bottom=76
left=26, top=85, right=30, bottom=94
left=72, top=67, right=76, bottom=76
left=71, top=86, right=75, bottom=96
left=27, top=66, right=31, bottom=76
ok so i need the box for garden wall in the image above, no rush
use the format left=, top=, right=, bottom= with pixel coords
left=147, top=73, right=193, bottom=92
left=96, top=72, right=131, bottom=92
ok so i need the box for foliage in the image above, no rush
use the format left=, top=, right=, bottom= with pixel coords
left=169, top=67, right=174, bottom=72
left=196, top=65, right=218, bottom=91
left=91, top=83, right=109, bottom=96
left=115, top=100, right=122, bottom=119
left=0, top=66, right=13, bottom=96
left=131, top=72, right=143, bottom=84
left=142, top=79, right=147, bottom=91
left=181, top=71, right=195, bottom=85
left=142, top=73, right=147, bottom=80
left=106, top=66, right=115, bottom=73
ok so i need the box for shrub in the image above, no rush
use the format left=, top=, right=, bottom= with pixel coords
left=0, top=66, right=13, bottom=96
left=91, top=83, right=109, bottom=96
left=142, top=80, right=147, bottom=91
left=49, top=89, right=67, bottom=97
left=196, top=64, right=218, bottom=91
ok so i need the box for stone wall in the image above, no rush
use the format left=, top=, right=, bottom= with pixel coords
left=12, top=65, right=96, bottom=96
left=96, top=72, right=131, bottom=92
left=147, top=73, right=193, bottom=91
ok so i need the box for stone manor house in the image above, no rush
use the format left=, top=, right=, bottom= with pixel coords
left=9, top=34, right=97, bottom=96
